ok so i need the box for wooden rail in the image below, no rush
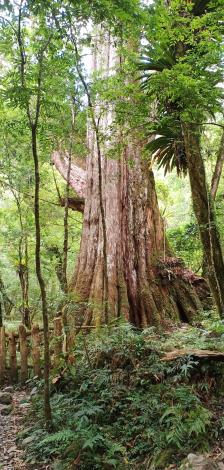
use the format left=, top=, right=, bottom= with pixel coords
left=0, top=320, right=127, bottom=385
left=0, top=317, right=64, bottom=385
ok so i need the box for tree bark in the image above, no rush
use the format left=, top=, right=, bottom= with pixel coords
left=15, top=1, right=52, bottom=427
left=211, top=130, right=224, bottom=200
left=0, top=275, right=14, bottom=317
left=202, top=130, right=224, bottom=277
left=54, top=32, right=207, bottom=330
left=52, top=151, right=86, bottom=198
left=182, top=122, right=224, bottom=317
left=9, top=185, right=30, bottom=328
left=69, top=130, right=204, bottom=328
left=31, top=125, right=52, bottom=428
left=17, top=236, right=30, bottom=329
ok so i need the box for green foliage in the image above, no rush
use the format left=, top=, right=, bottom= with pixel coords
left=21, top=325, right=224, bottom=469
left=139, top=0, right=224, bottom=174
left=0, top=0, right=85, bottom=324
left=146, top=122, right=187, bottom=176
left=168, top=222, right=202, bottom=271
left=35, top=429, right=76, bottom=456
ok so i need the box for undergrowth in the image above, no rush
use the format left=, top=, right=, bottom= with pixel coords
left=20, top=321, right=224, bottom=469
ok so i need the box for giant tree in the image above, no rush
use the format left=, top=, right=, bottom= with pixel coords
left=53, top=23, right=207, bottom=329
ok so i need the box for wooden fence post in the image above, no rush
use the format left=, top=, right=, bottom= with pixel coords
left=19, top=324, right=28, bottom=383
left=0, top=327, right=6, bottom=384
left=9, top=332, right=18, bottom=383
left=31, top=325, right=41, bottom=378
left=53, top=317, right=63, bottom=367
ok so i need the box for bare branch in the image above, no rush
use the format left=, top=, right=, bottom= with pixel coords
left=51, top=151, right=86, bottom=198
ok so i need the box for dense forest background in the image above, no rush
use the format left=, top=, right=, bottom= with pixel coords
left=0, top=0, right=224, bottom=469
left=0, top=0, right=223, bottom=327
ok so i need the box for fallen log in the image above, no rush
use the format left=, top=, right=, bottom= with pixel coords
left=161, top=348, right=224, bottom=361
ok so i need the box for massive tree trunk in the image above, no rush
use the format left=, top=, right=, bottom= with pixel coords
left=54, top=33, right=207, bottom=329
left=71, top=142, right=205, bottom=328
left=54, top=141, right=207, bottom=329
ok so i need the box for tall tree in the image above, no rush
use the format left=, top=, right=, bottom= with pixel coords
left=17, top=2, right=52, bottom=427
left=140, top=0, right=224, bottom=316
left=0, top=1, right=54, bottom=426
left=54, top=28, right=206, bottom=329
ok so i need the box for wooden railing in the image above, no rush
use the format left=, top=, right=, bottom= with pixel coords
left=0, top=317, right=64, bottom=385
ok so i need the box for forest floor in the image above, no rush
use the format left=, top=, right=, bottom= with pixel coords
left=0, top=388, right=30, bottom=470
left=2, top=322, right=224, bottom=469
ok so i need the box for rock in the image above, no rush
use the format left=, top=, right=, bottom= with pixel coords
left=0, top=392, right=13, bottom=405
left=181, top=454, right=221, bottom=469
left=21, top=435, right=35, bottom=448
left=188, top=454, right=206, bottom=465
left=53, top=460, right=65, bottom=470
left=0, top=404, right=13, bottom=415
left=19, top=402, right=31, bottom=409
left=30, top=386, right=38, bottom=396
left=8, top=445, right=17, bottom=453
left=3, top=386, right=14, bottom=393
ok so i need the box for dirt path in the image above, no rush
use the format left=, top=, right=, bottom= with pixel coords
left=0, top=388, right=30, bottom=470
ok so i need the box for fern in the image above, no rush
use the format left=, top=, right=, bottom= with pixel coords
left=37, top=429, right=75, bottom=446
left=24, top=326, right=221, bottom=469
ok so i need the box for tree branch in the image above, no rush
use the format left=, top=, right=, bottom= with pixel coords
left=51, top=151, right=86, bottom=198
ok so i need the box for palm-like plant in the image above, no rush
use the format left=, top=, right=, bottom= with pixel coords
left=139, top=47, right=187, bottom=175
left=139, top=46, right=176, bottom=91
left=146, top=124, right=188, bottom=176
left=139, top=0, right=217, bottom=176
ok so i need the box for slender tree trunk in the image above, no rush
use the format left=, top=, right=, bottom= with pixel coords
left=17, top=3, right=52, bottom=428
left=182, top=122, right=224, bottom=317
left=0, top=276, right=14, bottom=317
left=31, top=125, right=52, bottom=428
left=18, top=237, right=30, bottom=328
left=211, top=130, right=224, bottom=200
left=0, top=302, right=2, bottom=328
left=11, top=188, right=30, bottom=328
left=23, top=236, right=30, bottom=327
left=202, top=129, right=224, bottom=277
left=62, top=147, right=72, bottom=294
